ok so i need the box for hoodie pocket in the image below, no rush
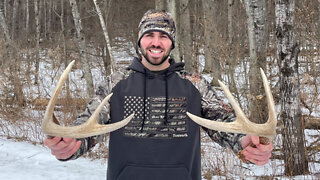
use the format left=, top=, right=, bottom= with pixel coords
left=116, top=164, right=192, bottom=180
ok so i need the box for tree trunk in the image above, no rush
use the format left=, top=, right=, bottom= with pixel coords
left=202, top=0, right=221, bottom=85
left=318, top=0, right=320, bottom=41
left=244, top=0, right=268, bottom=124
left=34, top=0, right=40, bottom=85
left=4, top=0, right=6, bottom=17
left=39, top=0, right=46, bottom=40
left=227, top=0, right=234, bottom=45
left=226, top=0, right=241, bottom=104
left=179, top=0, right=194, bottom=73
left=202, top=0, right=214, bottom=72
left=60, top=0, right=66, bottom=64
left=11, top=0, right=19, bottom=40
left=0, top=0, right=10, bottom=44
left=47, top=0, right=52, bottom=38
left=155, top=0, right=165, bottom=10
left=60, top=0, right=70, bottom=98
left=189, top=0, right=202, bottom=73
left=69, top=0, right=94, bottom=97
left=166, top=0, right=181, bottom=62
left=275, top=0, right=309, bottom=176
left=244, top=0, right=257, bottom=61
left=26, top=0, right=30, bottom=37
left=93, top=0, right=112, bottom=76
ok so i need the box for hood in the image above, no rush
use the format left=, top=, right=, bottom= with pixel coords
left=126, top=57, right=184, bottom=75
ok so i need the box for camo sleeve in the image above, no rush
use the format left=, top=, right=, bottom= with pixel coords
left=185, top=73, right=245, bottom=154
left=60, top=72, right=125, bottom=161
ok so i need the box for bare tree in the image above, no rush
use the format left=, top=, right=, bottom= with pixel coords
left=60, top=0, right=67, bottom=64
left=227, top=0, right=234, bottom=45
left=166, top=0, right=181, bottom=62
left=317, top=1, right=320, bottom=45
left=11, top=0, right=19, bottom=40
left=59, top=0, right=70, bottom=98
left=179, top=0, right=194, bottom=73
left=155, top=0, right=165, bottom=10
left=25, top=0, right=30, bottom=37
left=0, top=0, right=10, bottom=44
left=46, top=0, right=52, bottom=38
left=69, top=0, right=94, bottom=97
left=93, top=0, right=113, bottom=75
left=244, top=0, right=268, bottom=123
left=225, top=0, right=242, bottom=103
left=202, top=0, right=221, bottom=85
left=34, top=0, right=40, bottom=85
left=275, top=0, right=309, bottom=175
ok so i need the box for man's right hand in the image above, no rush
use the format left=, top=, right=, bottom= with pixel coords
left=44, top=137, right=82, bottom=160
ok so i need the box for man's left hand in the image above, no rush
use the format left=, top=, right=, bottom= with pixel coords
left=240, top=135, right=273, bottom=165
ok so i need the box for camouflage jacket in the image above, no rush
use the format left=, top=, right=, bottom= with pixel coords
left=65, top=58, right=244, bottom=162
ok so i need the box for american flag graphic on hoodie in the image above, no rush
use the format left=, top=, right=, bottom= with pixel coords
left=123, top=96, right=188, bottom=139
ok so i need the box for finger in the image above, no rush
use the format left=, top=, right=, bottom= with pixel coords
left=62, top=137, right=75, bottom=144
left=244, top=147, right=272, bottom=163
left=54, top=139, right=81, bottom=156
left=251, top=136, right=260, bottom=146
left=256, top=159, right=269, bottom=166
left=56, top=140, right=81, bottom=160
left=257, top=142, right=273, bottom=152
left=51, top=138, right=76, bottom=151
left=246, top=145, right=271, bottom=155
left=244, top=150, right=271, bottom=162
left=52, top=139, right=77, bottom=156
left=44, top=137, right=62, bottom=148
left=241, top=135, right=253, bottom=148
left=247, top=140, right=273, bottom=153
left=56, top=152, right=71, bottom=160
left=70, top=140, right=82, bottom=155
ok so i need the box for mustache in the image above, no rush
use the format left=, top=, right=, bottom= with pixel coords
left=147, top=45, right=164, bottom=50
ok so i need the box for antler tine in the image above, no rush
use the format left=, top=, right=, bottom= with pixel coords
left=42, top=60, right=133, bottom=138
left=43, top=60, right=75, bottom=133
left=260, top=68, right=277, bottom=138
left=187, top=69, right=277, bottom=139
left=217, top=79, right=247, bottom=121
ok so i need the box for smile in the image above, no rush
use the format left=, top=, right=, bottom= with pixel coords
left=149, top=49, right=163, bottom=54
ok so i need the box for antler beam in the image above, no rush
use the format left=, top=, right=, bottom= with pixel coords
left=42, top=60, right=133, bottom=138
left=187, top=68, right=277, bottom=139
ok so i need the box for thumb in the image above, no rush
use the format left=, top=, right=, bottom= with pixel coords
left=251, top=135, right=260, bottom=146
left=241, top=135, right=254, bottom=148
left=62, top=137, right=76, bottom=144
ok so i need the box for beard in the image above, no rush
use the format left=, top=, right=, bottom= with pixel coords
left=140, top=46, right=171, bottom=66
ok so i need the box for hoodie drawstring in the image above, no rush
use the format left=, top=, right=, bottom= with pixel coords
left=164, top=71, right=169, bottom=125
left=141, top=70, right=169, bottom=132
left=141, top=69, right=147, bottom=132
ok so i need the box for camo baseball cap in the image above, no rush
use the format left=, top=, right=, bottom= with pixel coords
left=137, top=10, right=176, bottom=49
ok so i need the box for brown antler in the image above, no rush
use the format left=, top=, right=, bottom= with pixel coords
left=42, top=60, right=133, bottom=138
left=187, top=68, right=277, bottom=139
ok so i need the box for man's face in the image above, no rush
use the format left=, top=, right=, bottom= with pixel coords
left=140, top=31, right=172, bottom=66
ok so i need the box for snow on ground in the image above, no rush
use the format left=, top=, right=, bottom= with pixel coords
left=0, top=137, right=106, bottom=180
left=1, top=135, right=320, bottom=180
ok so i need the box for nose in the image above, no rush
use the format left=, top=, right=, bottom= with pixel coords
left=150, top=36, right=161, bottom=47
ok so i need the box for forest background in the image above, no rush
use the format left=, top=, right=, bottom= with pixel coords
left=0, top=0, right=319, bottom=179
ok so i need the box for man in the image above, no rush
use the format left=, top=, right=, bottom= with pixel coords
left=44, top=10, right=273, bottom=180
